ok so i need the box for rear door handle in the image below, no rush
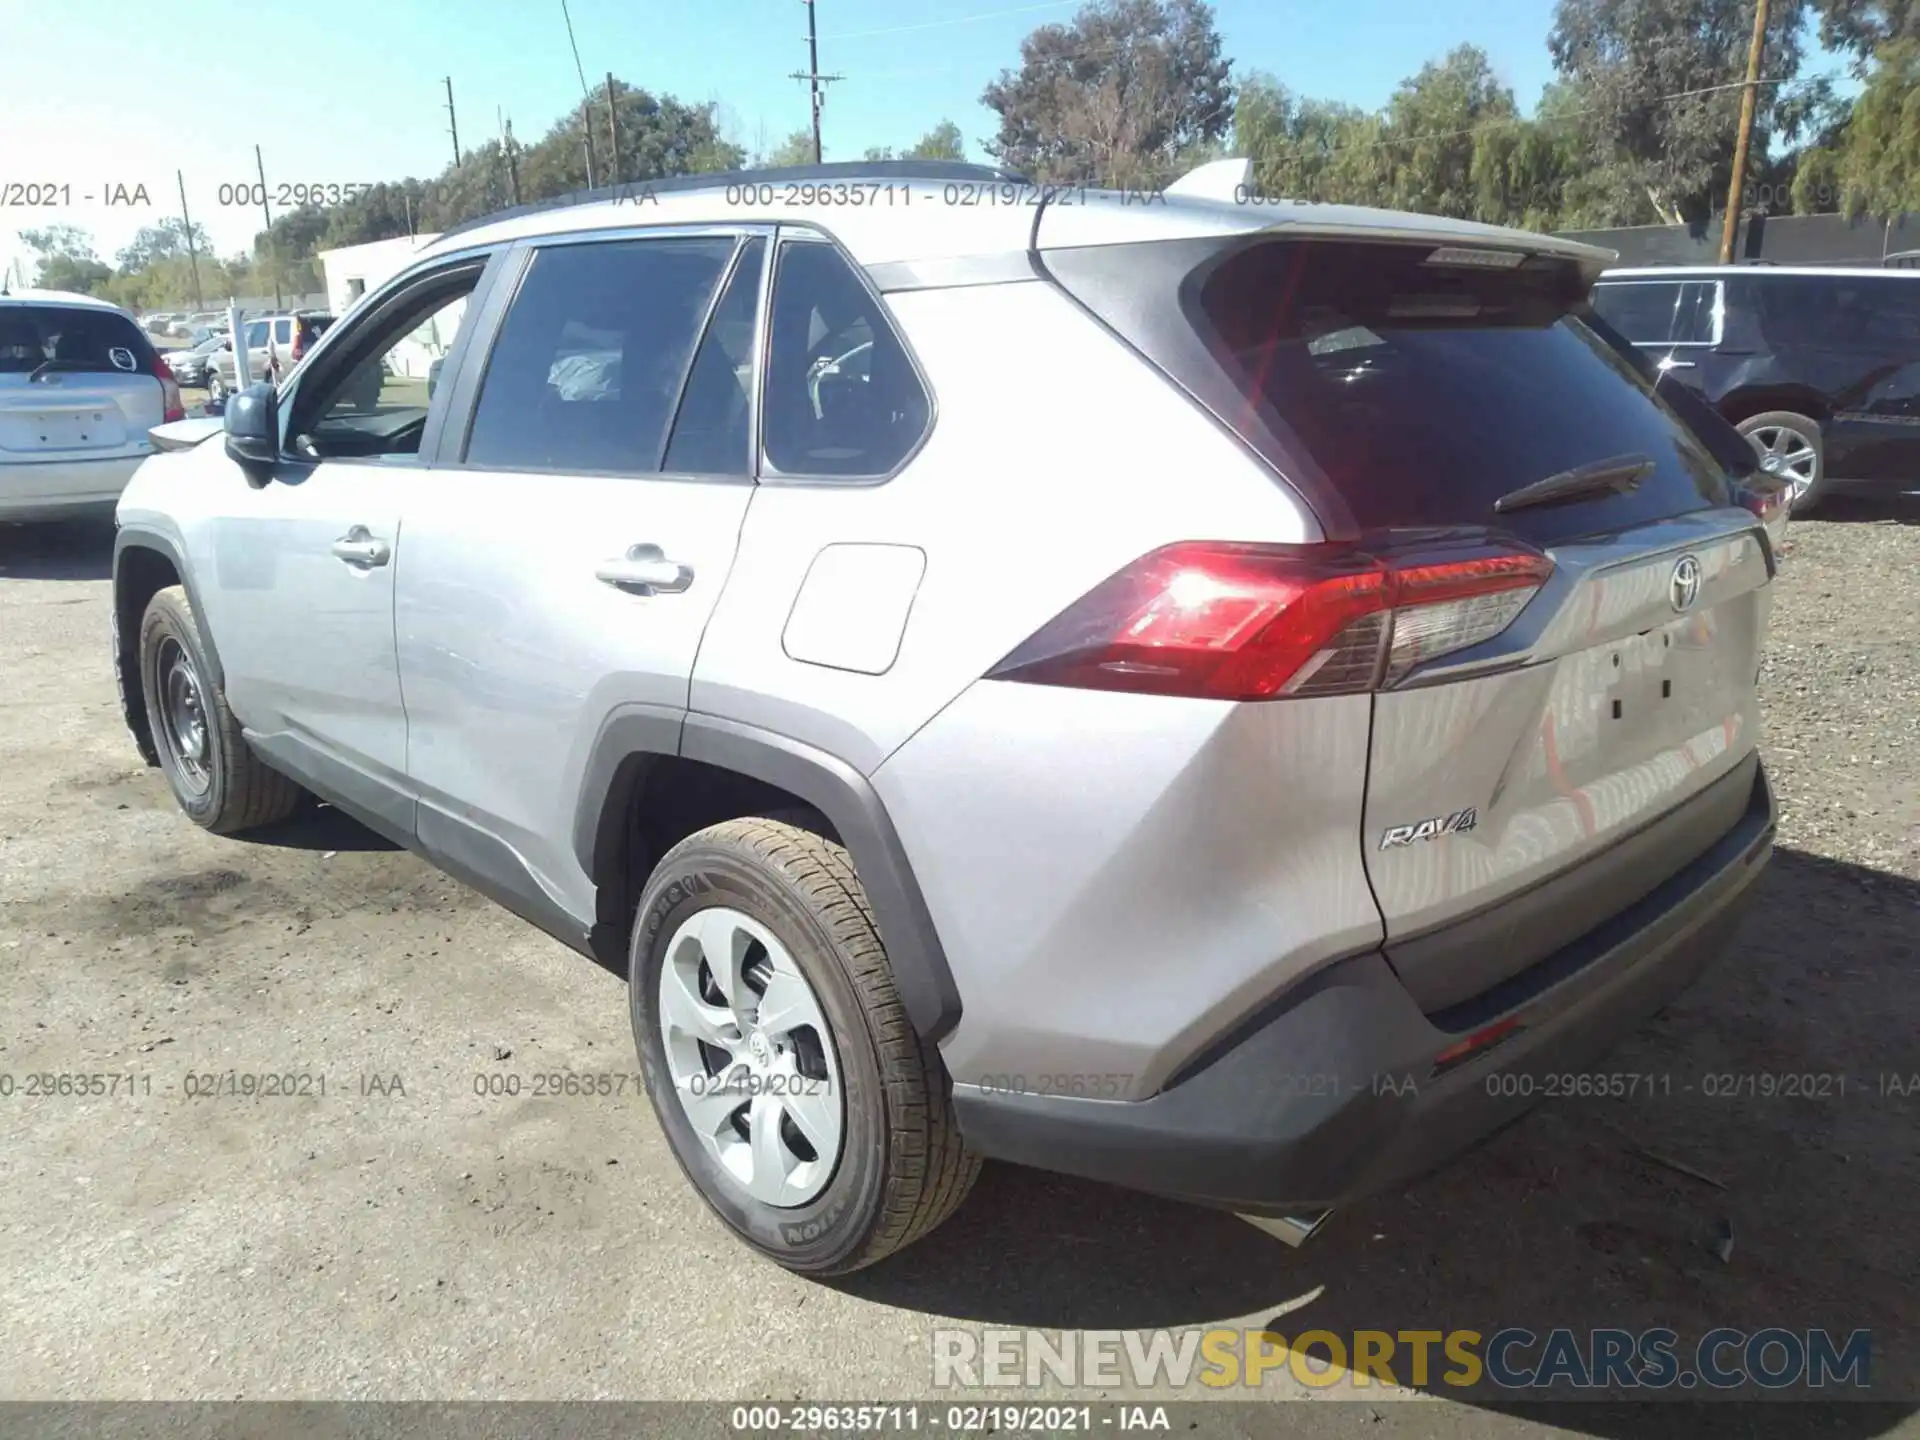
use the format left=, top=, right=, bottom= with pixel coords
left=1657, top=356, right=1696, bottom=371
left=331, top=526, right=391, bottom=568
left=596, top=543, right=693, bottom=595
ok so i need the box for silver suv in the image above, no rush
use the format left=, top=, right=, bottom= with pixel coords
left=112, top=161, right=1787, bottom=1274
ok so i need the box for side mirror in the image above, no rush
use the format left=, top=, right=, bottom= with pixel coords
left=224, top=383, right=279, bottom=468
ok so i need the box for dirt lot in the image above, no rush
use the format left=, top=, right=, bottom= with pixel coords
left=1, top=503, right=1917, bottom=1431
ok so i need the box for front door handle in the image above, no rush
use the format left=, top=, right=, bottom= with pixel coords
left=596, top=543, right=693, bottom=595
left=331, top=525, right=391, bottom=568
left=1657, top=356, right=1697, bottom=371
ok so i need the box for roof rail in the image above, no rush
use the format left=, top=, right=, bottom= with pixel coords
left=436, top=159, right=1032, bottom=243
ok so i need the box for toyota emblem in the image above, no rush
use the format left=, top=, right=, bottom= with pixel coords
left=1669, top=554, right=1703, bottom=613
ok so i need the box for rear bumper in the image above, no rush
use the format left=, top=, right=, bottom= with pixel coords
left=953, top=762, right=1774, bottom=1215
left=0, top=454, right=145, bottom=520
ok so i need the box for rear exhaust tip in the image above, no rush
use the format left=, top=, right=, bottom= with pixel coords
left=1236, top=1210, right=1332, bottom=1248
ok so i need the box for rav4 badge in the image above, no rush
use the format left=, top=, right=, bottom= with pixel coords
left=1380, top=808, right=1479, bottom=849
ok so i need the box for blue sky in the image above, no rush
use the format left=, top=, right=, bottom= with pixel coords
left=0, top=0, right=1846, bottom=288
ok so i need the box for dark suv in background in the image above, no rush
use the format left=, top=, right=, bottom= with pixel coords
left=1592, top=265, right=1920, bottom=512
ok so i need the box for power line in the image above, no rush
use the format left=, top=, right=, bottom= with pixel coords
left=559, top=0, right=598, bottom=187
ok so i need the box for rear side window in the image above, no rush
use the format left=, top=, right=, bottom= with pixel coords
left=464, top=236, right=735, bottom=474
left=1591, top=280, right=1717, bottom=345
left=762, top=240, right=930, bottom=478
left=0, top=305, right=154, bottom=375
left=1591, top=282, right=1682, bottom=344
left=1756, top=275, right=1920, bottom=348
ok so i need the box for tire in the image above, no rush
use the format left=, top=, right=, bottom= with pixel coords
left=139, top=585, right=302, bottom=834
left=630, top=817, right=979, bottom=1275
left=1736, top=410, right=1826, bottom=515
left=207, top=371, right=228, bottom=402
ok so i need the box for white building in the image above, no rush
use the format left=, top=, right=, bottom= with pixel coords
left=317, top=234, right=442, bottom=319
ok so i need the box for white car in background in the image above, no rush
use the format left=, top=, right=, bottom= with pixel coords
left=1, top=290, right=184, bottom=521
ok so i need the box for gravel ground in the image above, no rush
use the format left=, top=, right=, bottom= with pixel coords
left=1, top=506, right=1917, bottom=1435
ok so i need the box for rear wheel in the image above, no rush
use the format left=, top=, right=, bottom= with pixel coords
left=629, top=817, right=978, bottom=1274
left=1737, top=411, right=1825, bottom=514
left=139, top=586, right=302, bottom=833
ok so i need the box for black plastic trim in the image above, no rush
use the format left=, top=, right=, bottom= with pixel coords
left=417, top=800, right=598, bottom=960
left=679, top=714, right=963, bottom=1041
left=571, top=706, right=688, bottom=880
left=245, top=730, right=418, bottom=846
left=954, top=764, right=1773, bottom=1214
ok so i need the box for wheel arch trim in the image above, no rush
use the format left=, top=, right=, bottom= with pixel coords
left=113, top=524, right=220, bottom=764
left=573, top=710, right=963, bottom=1042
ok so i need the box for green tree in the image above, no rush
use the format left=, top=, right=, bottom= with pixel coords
left=1823, top=39, right=1920, bottom=214
left=761, top=129, right=819, bottom=167
left=981, top=0, right=1234, bottom=185
left=19, top=225, right=112, bottom=294
left=1811, top=0, right=1920, bottom=72
left=1549, top=0, right=1808, bottom=225
left=1233, top=74, right=1381, bottom=202
left=114, top=218, right=212, bottom=272
left=1380, top=46, right=1525, bottom=219
left=864, top=120, right=968, bottom=163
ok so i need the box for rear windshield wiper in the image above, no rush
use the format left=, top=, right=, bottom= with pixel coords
left=1493, top=453, right=1655, bottom=514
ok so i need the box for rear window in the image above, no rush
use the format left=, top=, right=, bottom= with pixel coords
left=1044, top=238, right=1734, bottom=544
left=0, top=304, right=154, bottom=376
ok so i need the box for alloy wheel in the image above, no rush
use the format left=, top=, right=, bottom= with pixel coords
left=657, top=905, right=845, bottom=1207
left=1746, top=425, right=1818, bottom=501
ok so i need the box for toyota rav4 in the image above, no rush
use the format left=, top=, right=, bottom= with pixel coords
left=111, top=160, right=1786, bottom=1274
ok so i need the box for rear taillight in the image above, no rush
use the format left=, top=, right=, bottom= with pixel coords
left=989, top=541, right=1552, bottom=701
left=1733, top=473, right=1791, bottom=559
left=152, top=354, right=185, bottom=423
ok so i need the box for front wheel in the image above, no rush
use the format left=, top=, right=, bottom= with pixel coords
left=139, top=586, right=302, bottom=833
left=630, top=818, right=979, bottom=1275
left=1737, top=410, right=1825, bottom=514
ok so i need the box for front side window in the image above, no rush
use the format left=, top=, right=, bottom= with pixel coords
left=290, top=264, right=484, bottom=461
left=464, top=236, right=736, bottom=475
left=762, top=240, right=930, bottom=478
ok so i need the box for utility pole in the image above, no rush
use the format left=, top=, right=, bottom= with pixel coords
left=177, top=170, right=204, bottom=312
left=502, top=117, right=522, bottom=206
left=445, top=76, right=463, bottom=168
left=255, top=144, right=281, bottom=312
left=605, top=72, right=622, bottom=188
left=1719, top=0, right=1771, bottom=265
left=790, top=0, right=843, bottom=164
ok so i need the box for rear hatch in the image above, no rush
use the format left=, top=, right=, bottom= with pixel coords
left=1039, top=219, right=1774, bottom=1015
left=0, top=303, right=166, bottom=467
